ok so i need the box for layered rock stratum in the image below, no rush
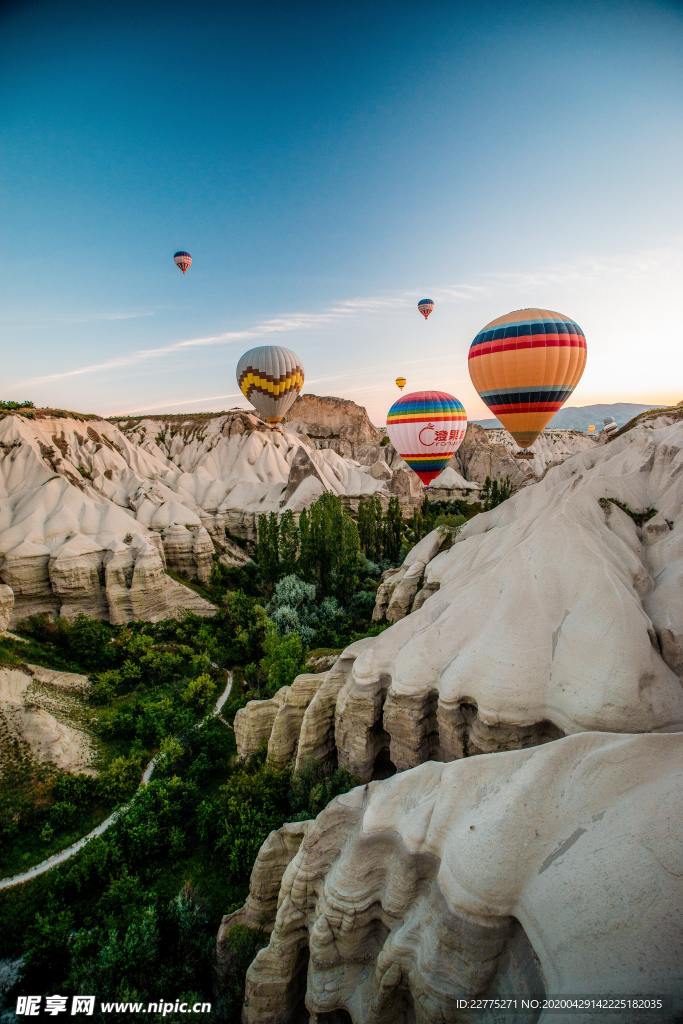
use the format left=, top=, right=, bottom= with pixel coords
left=235, top=411, right=683, bottom=779
left=228, top=407, right=683, bottom=1023
left=243, top=733, right=682, bottom=1023
left=0, top=663, right=95, bottom=776
left=1, top=401, right=594, bottom=626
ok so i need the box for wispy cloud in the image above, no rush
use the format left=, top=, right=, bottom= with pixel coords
left=19, top=295, right=415, bottom=388
left=111, top=391, right=243, bottom=415
left=39, top=309, right=157, bottom=325
left=20, top=244, right=677, bottom=392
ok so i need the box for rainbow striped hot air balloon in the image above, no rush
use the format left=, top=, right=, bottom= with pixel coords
left=417, top=298, right=435, bottom=320
left=386, top=390, right=467, bottom=485
left=173, top=251, right=192, bottom=274
left=236, top=345, right=304, bottom=424
left=468, top=308, right=587, bottom=449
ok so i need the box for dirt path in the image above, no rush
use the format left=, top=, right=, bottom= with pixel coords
left=0, top=671, right=233, bottom=893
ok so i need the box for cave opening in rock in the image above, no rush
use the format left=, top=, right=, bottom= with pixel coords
left=316, top=1010, right=353, bottom=1023
left=372, top=745, right=397, bottom=780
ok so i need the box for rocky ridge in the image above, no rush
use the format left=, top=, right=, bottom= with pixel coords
left=235, top=412, right=683, bottom=779
left=229, top=410, right=683, bottom=1020
left=0, top=400, right=600, bottom=627
left=242, top=733, right=682, bottom=1023
left=0, top=662, right=95, bottom=776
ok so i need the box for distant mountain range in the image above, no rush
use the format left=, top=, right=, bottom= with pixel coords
left=475, top=403, right=657, bottom=432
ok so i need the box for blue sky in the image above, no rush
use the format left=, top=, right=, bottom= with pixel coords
left=2, top=0, right=682, bottom=422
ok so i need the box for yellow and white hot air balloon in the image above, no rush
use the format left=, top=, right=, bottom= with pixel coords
left=395, top=376, right=407, bottom=391
left=236, top=345, right=304, bottom=424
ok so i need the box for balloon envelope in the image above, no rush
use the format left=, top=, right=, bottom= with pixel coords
left=468, top=308, right=586, bottom=449
left=588, top=423, right=596, bottom=434
left=417, top=298, right=435, bottom=320
left=173, top=251, right=192, bottom=274
left=395, top=376, right=407, bottom=390
left=236, top=345, right=304, bottom=424
left=386, top=390, right=467, bottom=485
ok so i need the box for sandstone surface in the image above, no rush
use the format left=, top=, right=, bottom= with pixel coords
left=456, top=424, right=596, bottom=489
left=235, top=674, right=325, bottom=768
left=0, top=586, right=14, bottom=631
left=236, top=413, right=683, bottom=782
left=0, top=664, right=96, bottom=775
left=243, top=732, right=682, bottom=1023
left=372, top=526, right=453, bottom=623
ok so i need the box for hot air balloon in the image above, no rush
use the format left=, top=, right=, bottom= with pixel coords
left=602, top=417, right=617, bottom=435
left=174, top=251, right=192, bottom=274
left=386, top=391, right=467, bottom=485
left=587, top=423, right=596, bottom=434
left=236, top=345, right=304, bottom=424
left=417, top=298, right=435, bottom=320
left=468, top=308, right=587, bottom=449
left=395, top=376, right=407, bottom=391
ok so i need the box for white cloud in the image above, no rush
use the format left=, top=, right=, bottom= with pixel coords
left=17, top=243, right=681, bottom=399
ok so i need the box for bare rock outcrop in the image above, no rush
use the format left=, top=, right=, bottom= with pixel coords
left=373, top=526, right=452, bottom=623
left=0, top=586, right=14, bottom=631
left=234, top=691, right=289, bottom=760
left=456, top=423, right=596, bottom=488
left=0, top=664, right=95, bottom=776
left=288, top=394, right=380, bottom=458
left=162, top=524, right=215, bottom=583
left=235, top=415, right=683, bottom=783
left=243, top=732, right=683, bottom=1023
left=217, top=821, right=310, bottom=943
left=235, top=674, right=325, bottom=768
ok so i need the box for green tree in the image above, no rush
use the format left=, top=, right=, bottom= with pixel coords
left=260, top=629, right=306, bottom=694
left=255, top=512, right=280, bottom=591
left=336, top=515, right=360, bottom=603
left=278, top=510, right=299, bottom=576
left=181, top=673, right=217, bottom=712
left=384, top=496, right=403, bottom=562
left=216, top=590, right=269, bottom=666
left=358, top=495, right=384, bottom=561
left=298, top=507, right=314, bottom=582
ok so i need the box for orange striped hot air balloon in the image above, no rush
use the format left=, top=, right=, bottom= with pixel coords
left=468, top=308, right=587, bottom=449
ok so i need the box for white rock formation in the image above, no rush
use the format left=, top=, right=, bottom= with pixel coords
left=0, top=403, right=634, bottom=627
left=0, top=664, right=96, bottom=775
left=372, top=527, right=453, bottom=623
left=0, top=585, right=14, bottom=631
left=235, top=673, right=325, bottom=766
left=426, top=464, right=481, bottom=500
left=235, top=413, right=683, bottom=781
left=0, top=413, right=215, bottom=625
left=456, top=424, right=597, bottom=489
left=244, top=733, right=682, bottom=1023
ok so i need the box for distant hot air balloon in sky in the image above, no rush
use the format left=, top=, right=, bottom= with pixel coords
left=386, top=391, right=467, bottom=485
left=417, top=298, right=435, bottom=321
left=602, top=417, right=617, bottom=435
left=395, top=376, right=407, bottom=391
left=468, top=308, right=587, bottom=449
left=174, top=251, right=192, bottom=274
left=587, top=423, right=596, bottom=434
left=236, top=345, right=304, bottom=424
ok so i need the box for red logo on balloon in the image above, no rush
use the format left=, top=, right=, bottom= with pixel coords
left=418, top=423, right=436, bottom=447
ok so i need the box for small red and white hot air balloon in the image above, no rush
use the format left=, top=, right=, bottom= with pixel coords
left=173, top=250, right=192, bottom=274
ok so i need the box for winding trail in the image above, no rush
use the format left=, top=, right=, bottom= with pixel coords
left=0, top=671, right=233, bottom=893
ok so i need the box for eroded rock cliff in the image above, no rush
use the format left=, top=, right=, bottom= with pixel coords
left=235, top=413, right=683, bottom=781
left=243, top=733, right=682, bottom=1023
